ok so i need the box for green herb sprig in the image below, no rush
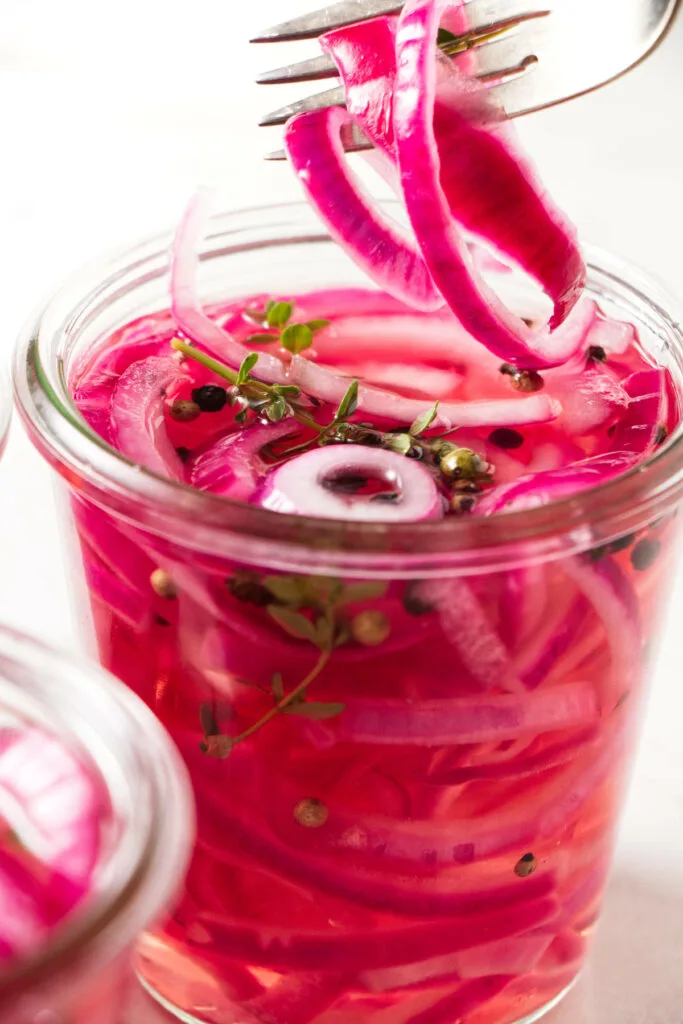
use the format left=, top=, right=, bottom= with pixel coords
left=244, top=299, right=330, bottom=355
left=200, top=574, right=388, bottom=757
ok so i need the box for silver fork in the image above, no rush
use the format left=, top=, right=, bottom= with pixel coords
left=253, top=0, right=680, bottom=159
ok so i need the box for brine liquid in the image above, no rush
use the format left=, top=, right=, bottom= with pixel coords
left=68, top=292, right=681, bottom=1023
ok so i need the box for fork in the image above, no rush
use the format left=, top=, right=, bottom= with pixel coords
left=253, top=0, right=680, bottom=159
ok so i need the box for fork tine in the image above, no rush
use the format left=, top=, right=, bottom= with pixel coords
left=257, top=55, right=339, bottom=86
left=266, top=121, right=371, bottom=161
left=250, top=0, right=404, bottom=43
left=259, top=86, right=346, bottom=127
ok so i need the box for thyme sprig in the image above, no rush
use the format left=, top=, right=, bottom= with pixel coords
left=171, top=339, right=324, bottom=429
left=244, top=299, right=330, bottom=355
left=200, top=573, right=387, bottom=757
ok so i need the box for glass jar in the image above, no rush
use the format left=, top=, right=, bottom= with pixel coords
left=13, top=202, right=683, bottom=1024
left=0, top=625, right=193, bottom=1023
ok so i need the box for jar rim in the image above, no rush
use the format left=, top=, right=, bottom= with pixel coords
left=12, top=201, right=683, bottom=575
left=0, top=626, right=193, bottom=998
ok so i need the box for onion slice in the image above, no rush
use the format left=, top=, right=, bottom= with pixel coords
left=284, top=106, right=444, bottom=312
left=111, top=355, right=185, bottom=478
left=393, top=0, right=588, bottom=367
left=608, top=368, right=667, bottom=455
left=190, top=420, right=299, bottom=501
left=323, top=13, right=585, bottom=327
left=257, top=444, right=444, bottom=522
left=337, top=681, right=599, bottom=746
left=171, top=189, right=288, bottom=385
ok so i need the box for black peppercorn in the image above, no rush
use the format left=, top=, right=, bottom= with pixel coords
left=630, top=538, right=661, bottom=572
left=176, top=446, right=192, bottom=463
left=488, top=427, right=524, bottom=450
left=191, top=385, right=229, bottom=413
left=587, top=345, right=607, bottom=363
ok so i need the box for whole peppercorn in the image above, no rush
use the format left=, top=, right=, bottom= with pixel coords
left=191, top=385, right=229, bottom=413
left=169, top=399, right=201, bottom=423
left=499, top=364, right=544, bottom=393
left=294, top=798, right=329, bottom=828
left=150, top=569, right=177, bottom=600
left=514, top=852, right=537, bottom=878
left=630, top=538, right=661, bottom=572
left=451, top=494, right=477, bottom=514
left=587, top=344, right=607, bottom=363
left=351, top=610, right=391, bottom=646
left=488, top=427, right=524, bottom=451
left=439, top=447, right=487, bottom=480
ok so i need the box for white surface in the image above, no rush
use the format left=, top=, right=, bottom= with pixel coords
left=1, top=2, right=682, bottom=1020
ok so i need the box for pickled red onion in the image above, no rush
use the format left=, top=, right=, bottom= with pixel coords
left=323, top=13, right=584, bottom=327
left=111, top=355, right=185, bottom=478
left=337, top=682, right=599, bottom=746
left=284, top=105, right=444, bottom=312
left=190, top=420, right=299, bottom=501
left=257, top=444, right=444, bottom=522
left=393, top=0, right=587, bottom=367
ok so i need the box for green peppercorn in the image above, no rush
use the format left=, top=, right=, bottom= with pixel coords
left=439, top=447, right=486, bottom=480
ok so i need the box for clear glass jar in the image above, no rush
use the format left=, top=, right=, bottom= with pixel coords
left=13, top=203, right=683, bottom=1024
left=0, top=625, right=193, bottom=1023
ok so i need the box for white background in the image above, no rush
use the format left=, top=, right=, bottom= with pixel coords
left=1, top=1, right=683, bottom=1020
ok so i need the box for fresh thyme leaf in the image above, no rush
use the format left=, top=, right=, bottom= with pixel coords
left=204, top=735, right=234, bottom=759
left=273, top=384, right=301, bottom=398
left=338, top=581, right=389, bottom=604
left=302, top=575, right=343, bottom=605
left=307, top=319, right=331, bottom=333
left=437, top=27, right=458, bottom=45
left=265, top=395, right=288, bottom=422
left=200, top=704, right=220, bottom=737
left=335, top=380, right=359, bottom=421
left=281, top=323, right=314, bottom=355
left=271, top=672, right=285, bottom=701
left=388, top=433, right=412, bottom=456
left=410, top=401, right=439, bottom=438
left=234, top=408, right=248, bottom=424
left=267, top=301, right=293, bottom=329
left=268, top=605, right=320, bottom=643
left=284, top=701, right=346, bottom=720
left=264, top=575, right=306, bottom=604
left=237, top=352, right=259, bottom=385
left=246, top=332, right=279, bottom=345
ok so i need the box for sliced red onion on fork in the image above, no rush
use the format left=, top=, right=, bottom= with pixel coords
left=284, top=105, right=444, bottom=312
left=393, top=0, right=589, bottom=368
left=257, top=444, right=444, bottom=521
left=323, top=13, right=585, bottom=327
